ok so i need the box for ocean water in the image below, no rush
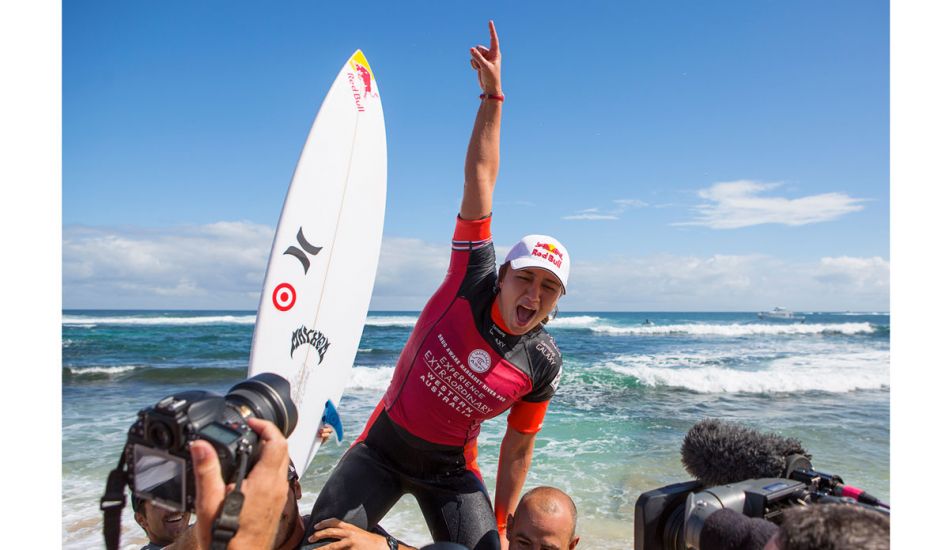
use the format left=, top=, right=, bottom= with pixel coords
left=62, top=310, right=890, bottom=549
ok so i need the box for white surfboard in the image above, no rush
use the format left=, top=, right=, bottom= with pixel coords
left=248, top=50, right=386, bottom=474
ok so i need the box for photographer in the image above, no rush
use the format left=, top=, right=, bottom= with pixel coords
left=132, top=495, right=193, bottom=549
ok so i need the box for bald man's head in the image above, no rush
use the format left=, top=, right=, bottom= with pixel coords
left=506, top=486, right=580, bottom=550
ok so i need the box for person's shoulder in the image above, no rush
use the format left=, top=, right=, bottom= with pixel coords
left=522, top=327, right=562, bottom=381
left=529, top=328, right=562, bottom=364
left=516, top=328, right=563, bottom=401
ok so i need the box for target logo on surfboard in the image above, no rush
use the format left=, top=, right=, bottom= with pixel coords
left=272, top=283, right=297, bottom=312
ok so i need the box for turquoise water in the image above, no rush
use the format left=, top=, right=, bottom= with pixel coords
left=62, top=310, right=890, bottom=548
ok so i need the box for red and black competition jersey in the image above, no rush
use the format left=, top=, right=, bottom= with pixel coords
left=380, top=215, right=563, bottom=451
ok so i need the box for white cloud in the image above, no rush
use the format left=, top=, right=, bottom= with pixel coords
left=814, top=256, right=890, bottom=292
left=63, top=223, right=452, bottom=310
left=63, top=222, right=275, bottom=309
left=562, top=198, right=648, bottom=221
left=613, top=199, right=648, bottom=208
left=562, top=212, right=619, bottom=221
left=369, top=237, right=449, bottom=310
left=567, top=253, right=889, bottom=311
left=63, top=223, right=889, bottom=311
left=677, top=180, right=867, bottom=229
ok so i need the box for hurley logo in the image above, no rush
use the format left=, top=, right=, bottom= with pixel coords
left=284, top=227, right=322, bottom=274
left=290, top=326, right=331, bottom=364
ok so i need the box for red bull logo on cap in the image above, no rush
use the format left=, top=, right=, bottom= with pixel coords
left=532, top=242, right=563, bottom=268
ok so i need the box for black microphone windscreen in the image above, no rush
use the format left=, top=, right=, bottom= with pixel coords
left=699, top=509, right=779, bottom=550
left=681, top=419, right=810, bottom=486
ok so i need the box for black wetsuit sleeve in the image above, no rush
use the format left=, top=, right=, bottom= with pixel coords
left=458, top=243, right=497, bottom=300
left=450, top=215, right=497, bottom=300
left=519, top=332, right=563, bottom=403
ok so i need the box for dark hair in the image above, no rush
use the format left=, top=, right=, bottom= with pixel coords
left=496, top=262, right=560, bottom=325
left=130, top=493, right=145, bottom=514
left=776, top=504, right=889, bottom=550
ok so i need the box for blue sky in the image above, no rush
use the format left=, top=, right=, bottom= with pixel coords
left=62, top=0, right=890, bottom=311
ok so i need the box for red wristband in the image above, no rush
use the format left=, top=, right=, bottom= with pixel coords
left=480, top=93, right=505, bottom=102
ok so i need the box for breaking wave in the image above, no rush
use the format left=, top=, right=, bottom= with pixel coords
left=364, top=316, right=418, bottom=327
left=600, top=350, right=889, bottom=394
left=62, top=314, right=256, bottom=326
left=590, top=322, right=876, bottom=337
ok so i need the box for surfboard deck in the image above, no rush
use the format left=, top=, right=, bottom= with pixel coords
left=248, top=50, right=386, bottom=474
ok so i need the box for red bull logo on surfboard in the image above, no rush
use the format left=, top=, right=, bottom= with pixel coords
left=532, top=242, right=563, bottom=268
left=354, top=64, right=372, bottom=95
left=347, top=51, right=378, bottom=112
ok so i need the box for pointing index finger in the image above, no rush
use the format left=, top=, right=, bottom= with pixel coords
left=489, top=20, right=500, bottom=53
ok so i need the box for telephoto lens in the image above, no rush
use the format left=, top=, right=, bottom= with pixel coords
left=226, top=372, right=298, bottom=436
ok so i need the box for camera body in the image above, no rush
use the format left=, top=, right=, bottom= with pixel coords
left=124, top=372, right=297, bottom=512
left=635, top=471, right=888, bottom=550
left=635, top=477, right=811, bottom=550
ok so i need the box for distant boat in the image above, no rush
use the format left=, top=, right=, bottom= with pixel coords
left=757, top=307, right=805, bottom=321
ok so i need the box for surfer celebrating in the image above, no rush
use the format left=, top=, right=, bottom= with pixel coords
left=304, top=20, right=569, bottom=550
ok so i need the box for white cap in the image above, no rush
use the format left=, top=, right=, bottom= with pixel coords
left=503, top=235, right=571, bottom=294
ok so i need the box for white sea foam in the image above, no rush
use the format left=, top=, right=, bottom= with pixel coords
left=62, top=314, right=256, bottom=326
left=67, top=365, right=139, bottom=376
left=364, top=315, right=418, bottom=327
left=547, top=315, right=602, bottom=328
left=605, top=350, right=889, bottom=393
left=592, top=322, right=876, bottom=337
left=347, top=366, right=396, bottom=392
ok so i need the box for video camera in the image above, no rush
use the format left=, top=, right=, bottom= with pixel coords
left=100, top=373, right=298, bottom=549
left=634, top=419, right=889, bottom=550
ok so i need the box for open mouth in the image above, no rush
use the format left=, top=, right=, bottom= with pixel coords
left=515, top=305, right=536, bottom=326
left=163, top=513, right=185, bottom=524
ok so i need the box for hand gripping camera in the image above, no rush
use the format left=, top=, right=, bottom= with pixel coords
left=100, top=373, right=298, bottom=550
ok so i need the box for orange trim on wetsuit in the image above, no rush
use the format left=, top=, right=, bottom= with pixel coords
left=454, top=213, right=492, bottom=241
left=490, top=298, right=512, bottom=334
left=463, top=439, right=482, bottom=482
left=507, top=399, right=550, bottom=434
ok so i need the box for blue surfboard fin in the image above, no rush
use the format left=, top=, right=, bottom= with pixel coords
left=321, top=399, right=344, bottom=444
